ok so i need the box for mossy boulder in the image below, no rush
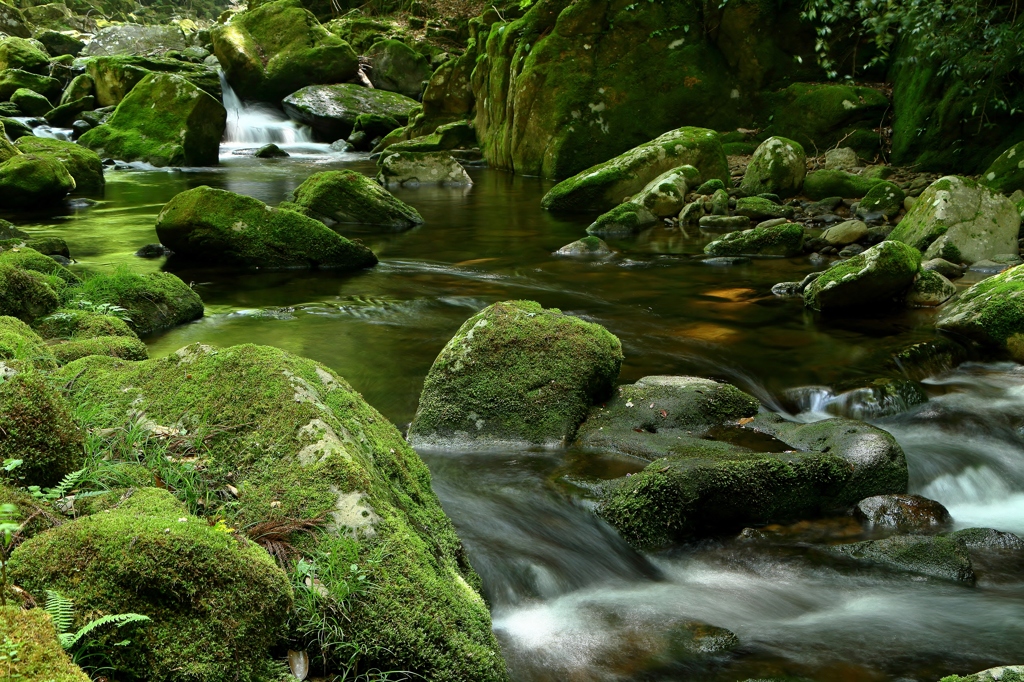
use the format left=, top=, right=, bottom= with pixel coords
left=854, top=494, right=951, bottom=533
left=734, top=197, right=796, bottom=221
left=0, top=37, right=51, bottom=75
left=34, top=308, right=136, bottom=340
left=14, top=136, right=104, bottom=194
left=936, top=265, right=1024, bottom=358
left=2, top=235, right=69, bottom=258
left=377, top=151, right=472, bottom=187
left=83, top=55, right=222, bottom=108
left=366, top=39, right=431, bottom=100
left=857, top=180, right=905, bottom=218
left=766, top=83, right=888, bottom=156
left=629, top=165, right=699, bottom=218
left=283, top=170, right=423, bottom=230
left=905, top=269, right=956, bottom=308
left=81, top=23, right=190, bottom=57
left=60, top=73, right=94, bottom=104
left=213, top=0, right=358, bottom=102
left=35, top=29, right=85, bottom=58
left=0, top=246, right=79, bottom=285
left=51, top=343, right=508, bottom=680
left=156, top=186, right=379, bottom=270
left=409, top=300, right=623, bottom=447
left=0, top=370, right=83, bottom=487
left=0, top=154, right=76, bottom=208
left=282, top=83, right=419, bottom=141
left=0, top=68, right=60, bottom=100
left=586, top=202, right=657, bottom=237
left=888, top=176, right=1020, bottom=265
left=52, top=335, right=149, bottom=364
left=940, top=666, right=1024, bottom=682
left=979, top=141, right=1024, bottom=195
left=705, top=222, right=804, bottom=257
left=77, top=269, right=204, bottom=336
left=0, top=315, right=56, bottom=369
left=0, top=264, right=60, bottom=322
left=826, top=534, right=974, bottom=583
left=740, top=136, right=806, bottom=197
left=45, top=95, right=96, bottom=127
left=9, top=492, right=294, bottom=682
left=79, top=72, right=226, bottom=167
left=802, top=169, right=885, bottom=200
left=10, top=87, right=51, bottom=116
left=0, top=122, right=18, bottom=163
left=0, top=607, right=90, bottom=682
left=803, top=240, right=921, bottom=311
left=541, top=127, right=729, bottom=213
left=0, top=4, right=31, bottom=39
left=554, top=235, right=613, bottom=258
left=381, top=120, right=477, bottom=155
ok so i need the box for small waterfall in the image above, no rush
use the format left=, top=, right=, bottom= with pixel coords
left=220, top=72, right=313, bottom=146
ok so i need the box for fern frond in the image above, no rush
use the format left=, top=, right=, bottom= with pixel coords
left=63, top=613, right=151, bottom=650
left=51, top=469, right=86, bottom=500
left=44, top=590, right=74, bottom=635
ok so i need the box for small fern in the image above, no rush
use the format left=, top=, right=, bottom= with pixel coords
left=44, top=590, right=74, bottom=634
left=44, top=589, right=151, bottom=652
left=60, top=613, right=151, bottom=650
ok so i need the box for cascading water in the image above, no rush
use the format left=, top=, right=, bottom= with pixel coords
left=219, top=71, right=314, bottom=147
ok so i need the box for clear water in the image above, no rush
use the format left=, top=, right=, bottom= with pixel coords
left=16, top=136, right=1024, bottom=681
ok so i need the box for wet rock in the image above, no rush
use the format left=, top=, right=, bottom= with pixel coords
left=10, top=88, right=49, bottom=116
left=365, top=39, right=431, bottom=100
left=554, top=236, right=614, bottom=258
left=541, top=127, right=729, bottom=213
left=79, top=73, right=226, bottom=167
left=979, top=140, right=1024, bottom=195
left=772, top=281, right=801, bottom=297
left=409, top=300, right=623, bottom=448
left=946, top=527, right=1024, bottom=551
left=891, top=338, right=969, bottom=380
left=802, top=169, right=885, bottom=200
left=856, top=181, right=905, bottom=218
left=824, top=147, right=859, bottom=171
left=254, top=143, right=288, bottom=158
left=936, top=265, right=1024, bottom=358
left=922, top=257, right=965, bottom=279
left=157, top=186, right=378, bottom=270
left=803, top=240, right=921, bottom=311
left=838, top=244, right=864, bottom=258
left=905, top=269, right=956, bottom=307
left=888, top=176, right=1020, bottom=265
left=854, top=494, right=952, bottom=532
left=282, top=83, right=418, bottom=141
left=939, top=665, right=1024, bottom=682
left=735, top=196, right=795, bottom=221
left=699, top=215, right=750, bottom=231
left=14, top=136, right=104, bottom=194
left=213, top=0, right=358, bottom=102
left=740, top=136, right=806, bottom=197
left=704, top=222, right=804, bottom=257
left=820, top=220, right=867, bottom=246
left=282, top=169, right=422, bottom=230
left=0, top=153, right=77, bottom=208
left=678, top=199, right=704, bottom=227
left=377, top=151, right=471, bottom=187
left=586, top=203, right=657, bottom=237
left=826, top=534, right=974, bottom=583
left=704, top=256, right=752, bottom=266
left=135, top=243, right=168, bottom=258
left=710, top=187, right=730, bottom=215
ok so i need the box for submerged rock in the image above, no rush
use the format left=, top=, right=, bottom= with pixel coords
left=740, top=136, right=806, bottom=197
left=14, top=136, right=104, bottom=194
left=282, top=83, right=418, bottom=141
left=254, top=143, right=288, bottom=158
left=409, top=300, right=623, bottom=447
left=283, top=170, right=423, bottom=229
left=554, top=236, right=614, bottom=258
left=156, top=186, right=379, bottom=270
left=803, top=240, right=921, bottom=311
left=704, top=222, right=804, bottom=257
left=377, top=151, right=472, bottom=187
left=888, top=176, right=1020, bottom=264
left=541, top=127, right=729, bottom=213
left=79, top=72, right=226, bottom=167
left=826, top=534, right=974, bottom=583
left=854, top=494, right=952, bottom=532
left=936, top=265, right=1024, bottom=358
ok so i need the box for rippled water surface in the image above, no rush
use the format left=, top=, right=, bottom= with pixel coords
left=20, top=144, right=1024, bottom=681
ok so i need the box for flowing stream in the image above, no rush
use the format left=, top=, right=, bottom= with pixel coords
left=18, top=115, right=1024, bottom=680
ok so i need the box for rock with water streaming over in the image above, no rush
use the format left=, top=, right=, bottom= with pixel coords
left=824, top=534, right=975, bottom=583
left=281, top=170, right=423, bottom=230
left=854, top=494, right=952, bottom=532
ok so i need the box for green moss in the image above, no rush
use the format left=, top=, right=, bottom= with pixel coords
left=938, top=670, right=1024, bottom=682
left=34, top=309, right=135, bottom=340
left=76, top=268, right=204, bottom=336
left=937, top=265, right=1024, bottom=351
left=0, top=236, right=71, bottom=258
left=0, top=37, right=50, bottom=74
left=0, top=371, right=83, bottom=488
left=51, top=335, right=149, bottom=365
left=365, top=39, right=432, bottom=100
left=74, top=485, right=186, bottom=520
left=382, top=120, right=477, bottom=155
left=695, top=178, right=726, bottom=194
left=284, top=170, right=423, bottom=230
left=802, top=169, right=885, bottom=200
left=740, top=136, right=806, bottom=197
left=0, top=482, right=60, bottom=540
left=82, top=55, right=222, bottom=108
left=585, top=202, right=657, bottom=236
left=734, top=196, right=796, bottom=220
left=410, top=300, right=623, bottom=446
left=9, top=502, right=293, bottom=682
left=156, top=186, right=379, bottom=269
left=0, top=607, right=91, bottom=682
left=0, top=264, right=60, bottom=323
left=858, top=180, right=905, bottom=217
left=0, top=154, right=76, bottom=207
left=0, top=246, right=79, bottom=284
left=14, top=136, right=105, bottom=194
left=282, top=83, right=419, bottom=140
left=0, top=315, right=56, bottom=369
left=803, top=240, right=921, bottom=311
left=979, top=141, right=1024, bottom=195
left=0, top=68, right=60, bottom=100
left=766, top=83, right=888, bottom=156
left=10, top=87, right=51, bottom=116
left=827, top=534, right=973, bottom=582
left=704, top=222, right=804, bottom=257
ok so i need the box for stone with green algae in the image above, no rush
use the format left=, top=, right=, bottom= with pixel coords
left=282, top=169, right=423, bottom=230
left=803, top=240, right=921, bottom=311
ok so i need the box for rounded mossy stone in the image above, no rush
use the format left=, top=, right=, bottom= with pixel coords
left=825, top=534, right=974, bottom=583
left=156, top=185, right=379, bottom=270
left=365, top=38, right=431, bottom=99
left=34, top=308, right=136, bottom=340
left=0, top=153, right=75, bottom=207
left=740, top=136, right=806, bottom=198
left=857, top=180, right=905, bottom=218
left=0, top=371, right=83, bottom=487
left=586, top=202, right=657, bottom=236
left=78, top=72, right=226, bottom=167
left=14, top=136, right=105, bottom=194
left=0, top=607, right=91, bottom=682
left=629, top=165, right=699, bottom=218
left=704, top=222, right=804, bottom=257
left=51, top=335, right=149, bottom=365
left=285, top=170, right=423, bottom=230
left=905, top=269, right=956, bottom=307
left=695, top=178, right=726, bottom=194
left=75, top=486, right=187, bottom=517
left=0, top=482, right=60, bottom=540
left=281, top=82, right=418, bottom=140
left=9, top=503, right=294, bottom=682
left=55, top=343, right=508, bottom=680
left=0, top=246, right=79, bottom=284
left=979, top=141, right=1024, bottom=195
left=803, top=240, right=921, bottom=311
left=801, top=169, right=884, bottom=200
left=0, top=36, right=51, bottom=74
left=0, top=263, right=60, bottom=322
left=14, top=235, right=70, bottom=258
left=0, top=315, right=56, bottom=369
left=0, top=68, right=61, bottom=100
left=76, top=269, right=204, bottom=336
left=409, top=300, right=624, bottom=447
left=937, top=264, right=1024, bottom=353
left=10, top=86, right=51, bottom=116
left=734, top=196, right=796, bottom=220
left=541, top=127, right=730, bottom=213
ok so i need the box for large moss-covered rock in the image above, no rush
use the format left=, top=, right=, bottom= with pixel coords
left=52, top=335, right=149, bottom=365
left=366, top=39, right=431, bottom=100
left=0, top=68, right=60, bottom=100
left=156, top=186, right=378, bottom=270
left=0, top=4, right=31, bottom=39
left=77, top=269, right=204, bottom=336
left=409, top=300, right=623, bottom=447
left=35, top=29, right=85, bottom=58
left=0, top=36, right=50, bottom=74
left=888, top=176, right=1020, bottom=264
left=79, top=72, right=226, bottom=167
left=803, top=240, right=921, bottom=311
left=14, top=136, right=104, bottom=194
left=740, top=136, right=806, bottom=197
left=83, top=55, right=222, bottom=108
left=0, top=246, right=79, bottom=284
left=282, top=83, right=419, bottom=141
left=45, top=94, right=96, bottom=127
left=936, top=265, right=1024, bottom=358
left=802, top=169, right=885, bottom=200
left=767, top=83, right=888, bottom=156
left=9, top=492, right=294, bottom=682
left=0, top=154, right=76, bottom=207
left=980, top=141, right=1024, bottom=195
left=0, top=264, right=60, bottom=322
left=0, top=607, right=90, bottom=682
left=34, top=308, right=136, bottom=340
left=82, top=24, right=190, bottom=56
left=381, top=120, right=477, bottom=156
left=48, top=343, right=509, bottom=681
left=704, top=222, right=804, bottom=257
left=10, top=87, right=51, bottom=116
left=213, top=0, right=358, bottom=102
left=827, top=534, right=974, bottom=583
left=0, top=371, right=83, bottom=487
left=283, top=170, right=423, bottom=230
left=541, top=127, right=729, bottom=212
left=585, top=202, right=657, bottom=237
left=0, top=315, right=56, bottom=369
